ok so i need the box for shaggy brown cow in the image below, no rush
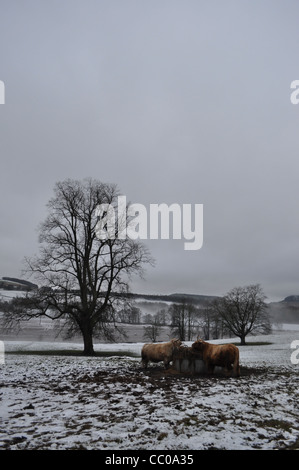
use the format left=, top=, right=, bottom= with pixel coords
left=192, top=339, right=240, bottom=376
left=141, top=339, right=182, bottom=369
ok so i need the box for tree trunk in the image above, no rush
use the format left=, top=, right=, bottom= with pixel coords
left=240, top=334, right=246, bottom=345
left=82, top=323, right=95, bottom=356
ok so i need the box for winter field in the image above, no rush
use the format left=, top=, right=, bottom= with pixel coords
left=0, top=326, right=299, bottom=450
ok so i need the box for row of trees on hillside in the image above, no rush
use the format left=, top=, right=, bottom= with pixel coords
left=143, top=284, right=271, bottom=345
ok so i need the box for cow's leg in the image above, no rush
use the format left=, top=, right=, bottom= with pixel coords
left=141, top=357, right=148, bottom=368
left=233, top=351, right=240, bottom=377
left=232, top=362, right=240, bottom=377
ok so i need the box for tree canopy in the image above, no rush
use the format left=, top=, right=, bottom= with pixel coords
left=212, top=284, right=270, bottom=345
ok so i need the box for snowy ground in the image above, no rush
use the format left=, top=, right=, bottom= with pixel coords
left=0, top=327, right=299, bottom=450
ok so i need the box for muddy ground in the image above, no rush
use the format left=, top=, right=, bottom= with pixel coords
left=1, top=349, right=298, bottom=450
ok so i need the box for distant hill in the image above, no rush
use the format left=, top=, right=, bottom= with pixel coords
left=283, top=295, right=299, bottom=302
left=268, top=296, right=299, bottom=324
left=1, top=278, right=298, bottom=325
left=127, top=292, right=220, bottom=322
left=0, top=277, right=38, bottom=291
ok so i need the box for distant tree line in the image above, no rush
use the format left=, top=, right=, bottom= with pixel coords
left=143, top=284, right=271, bottom=345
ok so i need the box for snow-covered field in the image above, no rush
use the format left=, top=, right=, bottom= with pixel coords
left=0, top=327, right=299, bottom=450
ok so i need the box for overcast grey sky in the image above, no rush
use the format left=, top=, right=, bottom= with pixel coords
left=1, top=1, right=299, bottom=301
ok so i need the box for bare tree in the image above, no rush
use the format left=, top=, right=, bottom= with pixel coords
left=199, top=303, right=213, bottom=340
left=118, top=305, right=141, bottom=324
left=143, top=314, right=161, bottom=343
left=3, top=179, right=153, bottom=355
left=199, top=302, right=230, bottom=340
left=213, top=284, right=270, bottom=345
left=169, top=301, right=198, bottom=341
left=155, top=308, right=168, bottom=326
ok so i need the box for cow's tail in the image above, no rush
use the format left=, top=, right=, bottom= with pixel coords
left=233, top=347, right=240, bottom=377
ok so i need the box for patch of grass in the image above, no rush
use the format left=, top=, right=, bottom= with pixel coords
left=254, top=418, right=294, bottom=437
left=157, top=432, right=168, bottom=441
left=6, top=349, right=139, bottom=358
left=286, top=436, right=299, bottom=450
left=262, top=419, right=293, bottom=432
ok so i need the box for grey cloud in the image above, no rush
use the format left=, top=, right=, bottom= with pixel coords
left=1, top=1, right=299, bottom=301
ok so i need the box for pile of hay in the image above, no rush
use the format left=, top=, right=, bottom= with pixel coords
left=172, top=345, right=207, bottom=374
